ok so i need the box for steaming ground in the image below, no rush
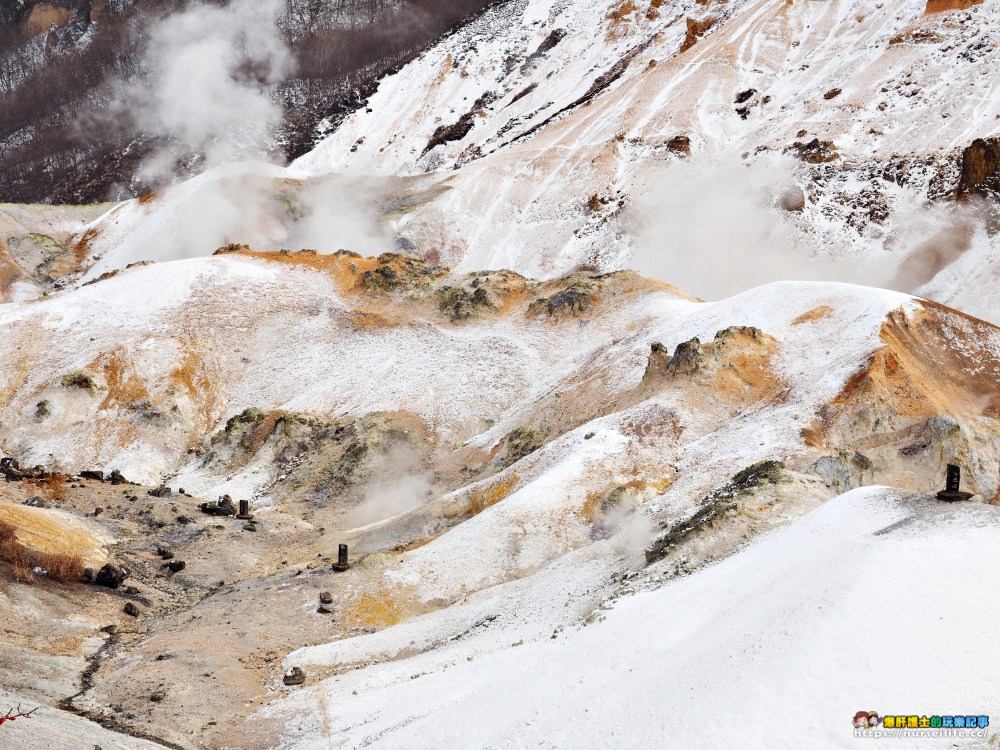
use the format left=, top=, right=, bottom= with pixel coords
left=121, top=0, right=293, bottom=181
left=3, top=0, right=1000, bottom=748
left=2, top=244, right=1000, bottom=747
left=59, top=0, right=1000, bottom=323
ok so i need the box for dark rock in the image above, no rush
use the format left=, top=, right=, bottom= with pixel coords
left=283, top=667, right=306, bottom=686
left=540, top=285, right=593, bottom=317
left=734, top=88, right=759, bottom=119
left=666, top=134, right=690, bottom=156
left=167, top=560, right=186, bottom=573
left=80, top=470, right=104, bottom=482
left=823, top=87, right=842, bottom=100
left=177, top=515, right=191, bottom=525
left=0, top=456, right=26, bottom=481
left=504, top=426, right=539, bottom=465
left=106, top=469, right=127, bottom=485
left=521, top=28, right=566, bottom=73
left=645, top=497, right=736, bottom=565
left=101, top=624, right=117, bottom=634
left=23, top=496, right=47, bottom=508
left=509, top=82, right=538, bottom=105
left=93, top=507, right=103, bottom=517
left=937, top=490, right=973, bottom=502
left=123, top=586, right=140, bottom=595
left=123, top=602, right=140, bottom=617
left=957, top=137, right=1000, bottom=214
left=155, top=652, right=177, bottom=661
left=660, top=337, right=702, bottom=376
left=62, top=372, right=97, bottom=392
left=680, top=16, right=716, bottom=53
left=436, top=284, right=495, bottom=321
left=647, top=460, right=791, bottom=562
left=421, top=92, right=496, bottom=157
left=150, top=689, right=166, bottom=702
left=720, top=461, right=787, bottom=495
left=94, top=563, right=129, bottom=589
left=148, top=485, right=171, bottom=498
left=243, top=522, right=258, bottom=532
left=317, top=605, right=335, bottom=614
left=157, top=547, right=174, bottom=560
left=200, top=495, right=236, bottom=517
left=319, top=591, right=333, bottom=605
left=785, top=138, right=839, bottom=164
left=359, top=265, right=399, bottom=294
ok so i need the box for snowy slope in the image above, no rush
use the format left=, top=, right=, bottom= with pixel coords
left=0, top=688, right=167, bottom=750
left=264, top=487, right=1000, bottom=750
left=289, top=0, right=1000, bottom=313
left=65, top=0, right=1000, bottom=325
left=2, top=2, right=1000, bottom=747
left=1, top=247, right=998, bottom=746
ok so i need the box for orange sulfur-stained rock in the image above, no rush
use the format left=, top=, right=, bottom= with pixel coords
left=925, top=0, right=984, bottom=13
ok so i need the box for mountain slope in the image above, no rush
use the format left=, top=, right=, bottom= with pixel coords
left=2, top=2, right=1000, bottom=748
left=56, top=0, right=1000, bottom=326
left=0, top=245, right=998, bottom=746
left=261, top=487, right=1000, bottom=750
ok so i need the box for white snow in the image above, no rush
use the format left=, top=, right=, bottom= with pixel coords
left=271, top=487, right=1000, bottom=750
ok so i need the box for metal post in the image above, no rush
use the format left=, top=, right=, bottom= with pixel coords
left=333, top=544, right=350, bottom=572
left=937, top=463, right=972, bottom=502
left=946, top=464, right=961, bottom=493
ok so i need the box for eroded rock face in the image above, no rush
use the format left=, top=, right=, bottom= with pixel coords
left=680, top=16, right=717, bottom=53
left=925, top=0, right=984, bottom=14
left=21, top=2, right=73, bottom=38
left=801, top=302, right=1000, bottom=501
left=957, top=137, right=1000, bottom=202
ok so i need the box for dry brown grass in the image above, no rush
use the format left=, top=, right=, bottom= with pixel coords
left=0, top=521, right=85, bottom=583
left=0, top=522, right=32, bottom=583
left=34, top=475, right=68, bottom=502
left=34, top=551, right=85, bottom=583
left=1, top=538, right=33, bottom=582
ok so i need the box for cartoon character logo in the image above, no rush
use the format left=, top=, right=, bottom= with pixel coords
left=853, top=711, right=881, bottom=728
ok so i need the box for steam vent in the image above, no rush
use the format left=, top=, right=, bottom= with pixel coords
left=2, top=0, right=1000, bottom=747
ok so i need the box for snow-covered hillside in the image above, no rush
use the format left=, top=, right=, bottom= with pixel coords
left=0, top=243, right=998, bottom=747
left=265, top=487, right=1000, bottom=750
left=23, top=0, right=994, bottom=325
left=2, top=2, right=999, bottom=749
